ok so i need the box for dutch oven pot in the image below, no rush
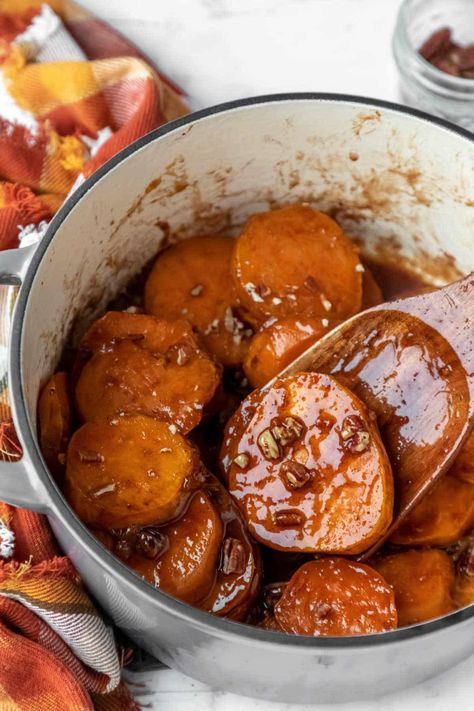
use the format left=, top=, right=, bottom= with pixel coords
left=0, top=95, right=473, bottom=704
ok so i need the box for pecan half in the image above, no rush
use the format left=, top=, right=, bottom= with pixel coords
left=258, top=429, right=280, bottom=460
left=221, top=537, right=246, bottom=575
left=340, top=415, right=371, bottom=453
left=419, top=27, right=451, bottom=61
left=281, top=460, right=314, bottom=489
left=78, top=450, right=104, bottom=463
left=271, top=416, right=305, bottom=448
left=273, top=509, right=306, bottom=527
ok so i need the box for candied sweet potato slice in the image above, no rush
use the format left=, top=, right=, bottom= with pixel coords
left=65, top=416, right=200, bottom=529
left=75, top=314, right=221, bottom=433
left=221, top=372, right=394, bottom=554
left=144, top=236, right=252, bottom=367
left=232, top=205, right=363, bottom=327
left=124, top=491, right=223, bottom=605
left=38, top=372, right=72, bottom=480
left=361, top=267, right=384, bottom=309
left=200, top=473, right=262, bottom=620
left=78, top=311, right=202, bottom=356
left=391, top=472, right=474, bottom=546
left=243, top=316, right=338, bottom=388
left=274, top=558, right=397, bottom=636
left=372, top=550, right=455, bottom=626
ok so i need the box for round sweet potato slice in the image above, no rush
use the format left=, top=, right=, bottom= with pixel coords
left=78, top=311, right=202, bottom=357
left=119, top=491, right=223, bottom=605
left=144, top=236, right=252, bottom=367
left=361, top=267, right=384, bottom=309
left=372, top=550, right=455, bottom=627
left=75, top=314, right=221, bottom=433
left=274, top=559, right=397, bottom=636
left=38, top=372, right=71, bottom=480
left=243, top=316, right=338, bottom=388
left=232, top=205, right=363, bottom=327
left=391, top=472, right=474, bottom=547
left=221, top=372, right=393, bottom=554
left=65, top=416, right=200, bottom=529
left=201, top=474, right=262, bottom=620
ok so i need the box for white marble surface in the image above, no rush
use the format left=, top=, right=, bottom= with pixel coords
left=77, top=1, right=474, bottom=708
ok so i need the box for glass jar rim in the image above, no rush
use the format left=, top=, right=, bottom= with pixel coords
left=394, top=0, right=474, bottom=96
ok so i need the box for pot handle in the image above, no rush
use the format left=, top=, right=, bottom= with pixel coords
left=0, top=244, right=50, bottom=512
left=0, top=459, right=50, bottom=511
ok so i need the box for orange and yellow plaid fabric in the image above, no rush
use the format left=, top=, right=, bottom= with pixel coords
left=0, top=2, right=189, bottom=709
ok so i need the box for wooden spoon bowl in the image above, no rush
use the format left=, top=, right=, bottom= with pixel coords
left=276, top=274, right=474, bottom=557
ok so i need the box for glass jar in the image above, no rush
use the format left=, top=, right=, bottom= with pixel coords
left=393, top=0, right=474, bottom=131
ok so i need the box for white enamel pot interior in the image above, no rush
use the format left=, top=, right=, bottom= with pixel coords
left=2, top=95, right=474, bottom=704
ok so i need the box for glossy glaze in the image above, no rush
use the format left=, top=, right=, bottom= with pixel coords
left=222, top=372, right=393, bottom=554
left=243, top=316, right=337, bottom=388
left=372, top=550, right=455, bottom=626
left=202, top=474, right=262, bottom=620
left=125, top=490, right=223, bottom=605
left=65, top=415, right=200, bottom=528
left=232, top=205, right=363, bottom=327
left=275, top=558, right=397, bottom=636
left=145, top=236, right=252, bottom=368
left=76, top=312, right=221, bottom=433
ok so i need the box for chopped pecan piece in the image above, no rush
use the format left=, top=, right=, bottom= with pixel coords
left=221, top=537, right=246, bottom=575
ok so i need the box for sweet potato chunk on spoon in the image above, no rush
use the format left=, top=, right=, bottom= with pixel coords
left=276, top=274, right=474, bottom=557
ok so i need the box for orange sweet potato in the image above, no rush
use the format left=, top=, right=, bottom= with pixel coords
left=38, top=372, right=72, bottom=480
left=144, top=236, right=252, bottom=367
left=391, top=471, right=474, bottom=547
left=243, top=316, right=338, bottom=388
left=372, top=549, right=455, bottom=626
left=274, top=558, right=397, bottom=636
left=125, top=491, right=223, bottom=605
left=221, top=372, right=394, bottom=554
left=232, top=205, right=363, bottom=328
left=361, top=267, right=384, bottom=309
left=65, top=416, right=201, bottom=529
left=75, top=313, right=221, bottom=433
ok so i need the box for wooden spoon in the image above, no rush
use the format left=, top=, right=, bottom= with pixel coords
left=276, top=273, right=474, bottom=558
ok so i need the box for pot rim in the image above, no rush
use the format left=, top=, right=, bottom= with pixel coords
left=12, top=92, right=474, bottom=652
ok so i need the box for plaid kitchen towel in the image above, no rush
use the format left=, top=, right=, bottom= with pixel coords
left=0, top=2, right=189, bottom=709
